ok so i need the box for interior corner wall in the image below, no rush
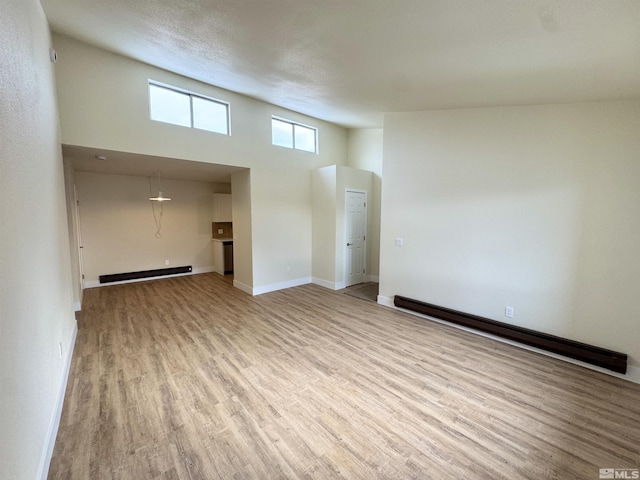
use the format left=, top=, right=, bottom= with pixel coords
left=312, top=165, right=338, bottom=286
left=213, top=183, right=232, bottom=194
left=380, top=100, right=640, bottom=369
left=0, top=1, right=77, bottom=478
left=75, top=172, right=216, bottom=285
left=250, top=166, right=314, bottom=291
left=52, top=34, right=348, bottom=293
left=63, top=158, right=82, bottom=310
left=231, top=169, right=253, bottom=291
left=347, top=129, right=383, bottom=279
left=312, top=165, right=373, bottom=289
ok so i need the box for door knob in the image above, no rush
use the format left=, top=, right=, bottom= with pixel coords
left=347, top=243, right=353, bottom=246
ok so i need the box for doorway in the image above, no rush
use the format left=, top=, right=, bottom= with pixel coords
left=345, top=190, right=367, bottom=287
left=74, top=184, right=85, bottom=293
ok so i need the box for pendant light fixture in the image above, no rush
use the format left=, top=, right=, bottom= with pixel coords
left=149, top=171, right=171, bottom=201
left=149, top=192, right=171, bottom=201
left=148, top=171, right=171, bottom=238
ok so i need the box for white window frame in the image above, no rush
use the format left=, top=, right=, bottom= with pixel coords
left=271, top=116, right=318, bottom=154
left=148, top=80, right=231, bottom=135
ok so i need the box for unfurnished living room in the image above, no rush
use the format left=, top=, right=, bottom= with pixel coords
left=2, top=1, right=640, bottom=479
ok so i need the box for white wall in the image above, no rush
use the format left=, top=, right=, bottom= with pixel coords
left=250, top=166, right=314, bottom=291
left=0, top=1, right=77, bottom=478
left=380, top=101, right=640, bottom=369
left=75, top=172, right=217, bottom=285
left=52, top=34, right=348, bottom=293
left=312, top=166, right=338, bottom=287
left=312, top=165, right=372, bottom=289
left=231, top=170, right=253, bottom=292
left=63, top=158, right=82, bottom=309
left=347, top=129, right=383, bottom=278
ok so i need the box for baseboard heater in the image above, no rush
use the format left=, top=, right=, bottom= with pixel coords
left=99, top=266, right=192, bottom=284
left=394, top=295, right=627, bottom=374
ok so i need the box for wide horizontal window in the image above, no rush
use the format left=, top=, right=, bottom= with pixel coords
left=271, top=117, right=317, bottom=153
left=149, top=81, right=230, bottom=135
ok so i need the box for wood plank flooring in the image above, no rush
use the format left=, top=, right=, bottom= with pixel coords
left=49, top=273, right=640, bottom=479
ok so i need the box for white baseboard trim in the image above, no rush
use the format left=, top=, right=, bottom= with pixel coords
left=252, top=277, right=312, bottom=296
left=233, top=279, right=254, bottom=295
left=74, top=288, right=84, bottom=312
left=311, top=277, right=348, bottom=291
left=380, top=295, right=640, bottom=385
left=84, top=266, right=215, bottom=288
left=366, top=275, right=379, bottom=283
left=312, top=277, right=337, bottom=290
left=625, top=364, right=640, bottom=384
left=377, top=295, right=394, bottom=308
left=39, top=320, right=78, bottom=480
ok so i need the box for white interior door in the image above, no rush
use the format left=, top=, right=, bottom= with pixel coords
left=345, top=190, right=367, bottom=287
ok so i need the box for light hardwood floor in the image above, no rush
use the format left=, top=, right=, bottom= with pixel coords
left=49, top=273, right=640, bottom=479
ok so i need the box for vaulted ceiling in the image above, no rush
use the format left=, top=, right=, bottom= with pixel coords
left=41, top=0, right=640, bottom=129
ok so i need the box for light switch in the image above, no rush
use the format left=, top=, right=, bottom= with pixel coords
left=395, top=237, right=404, bottom=247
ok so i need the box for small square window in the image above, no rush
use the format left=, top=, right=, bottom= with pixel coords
left=149, top=84, right=191, bottom=128
left=193, top=96, right=229, bottom=134
left=272, top=118, right=294, bottom=148
left=148, top=81, right=230, bottom=135
left=294, top=124, right=316, bottom=153
left=271, top=117, right=317, bottom=153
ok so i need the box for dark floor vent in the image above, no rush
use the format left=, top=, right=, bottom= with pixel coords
left=394, top=295, right=627, bottom=374
left=99, top=266, right=192, bottom=284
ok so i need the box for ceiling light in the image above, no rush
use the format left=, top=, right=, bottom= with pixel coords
left=149, top=192, right=171, bottom=201
left=148, top=171, right=171, bottom=201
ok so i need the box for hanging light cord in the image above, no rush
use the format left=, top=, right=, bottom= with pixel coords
left=148, top=175, right=164, bottom=238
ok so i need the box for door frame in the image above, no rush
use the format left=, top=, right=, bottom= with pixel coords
left=74, top=184, right=85, bottom=294
left=344, top=189, right=367, bottom=287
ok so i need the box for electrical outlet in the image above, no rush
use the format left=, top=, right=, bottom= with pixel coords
left=165, top=259, right=170, bottom=266
left=395, top=237, right=404, bottom=247
left=505, top=306, right=514, bottom=318
left=218, top=229, right=224, bottom=234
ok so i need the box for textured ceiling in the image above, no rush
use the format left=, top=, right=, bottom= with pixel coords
left=41, top=0, right=640, bottom=129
